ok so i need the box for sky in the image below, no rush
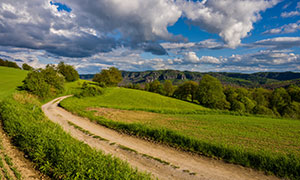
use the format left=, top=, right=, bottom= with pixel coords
left=0, top=0, right=300, bottom=74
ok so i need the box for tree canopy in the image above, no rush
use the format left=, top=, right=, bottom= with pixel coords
left=196, top=75, right=229, bottom=109
left=93, top=67, right=123, bottom=87
left=22, top=63, right=34, bottom=71
left=22, top=65, right=65, bottom=98
left=57, top=62, right=79, bottom=82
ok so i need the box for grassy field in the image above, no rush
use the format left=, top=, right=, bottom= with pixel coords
left=63, top=87, right=209, bottom=113
left=0, top=66, right=28, bottom=99
left=60, top=87, right=300, bottom=179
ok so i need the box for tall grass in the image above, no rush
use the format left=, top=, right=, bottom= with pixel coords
left=0, top=92, right=151, bottom=180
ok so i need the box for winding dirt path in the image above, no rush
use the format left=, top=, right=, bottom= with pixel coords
left=42, top=96, right=280, bottom=180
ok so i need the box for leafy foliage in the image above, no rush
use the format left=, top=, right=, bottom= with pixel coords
left=148, top=80, right=164, bottom=94
left=22, top=63, right=33, bottom=71
left=173, top=81, right=198, bottom=102
left=196, top=75, right=230, bottom=109
left=0, top=59, right=20, bottom=69
left=163, top=80, right=174, bottom=96
left=75, top=82, right=103, bottom=98
left=93, top=67, right=122, bottom=87
left=22, top=66, right=64, bottom=98
left=57, top=62, right=79, bottom=82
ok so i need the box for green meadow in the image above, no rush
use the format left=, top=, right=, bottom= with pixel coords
left=0, top=66, right=28, bottom=99
left=63, top=87, right=209, bottom=113
left=61, top=87, right=300, bottom=179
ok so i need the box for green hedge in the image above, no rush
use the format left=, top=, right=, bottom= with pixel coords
left=63, top=106, right=300, bottom=180
left=0, top=94, right=150, bottom=180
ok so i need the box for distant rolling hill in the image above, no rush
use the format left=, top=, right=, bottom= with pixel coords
left=80, top=70, right=300, bottom=88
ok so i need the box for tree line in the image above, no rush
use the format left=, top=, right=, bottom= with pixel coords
left=0, top=58, right=34, bottom=70
left=125, top=74, right=300, bottom=119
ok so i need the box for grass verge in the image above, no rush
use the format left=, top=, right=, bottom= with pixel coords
left=0, top=93, right=151, bottom=180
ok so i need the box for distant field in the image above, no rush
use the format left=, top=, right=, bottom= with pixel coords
left=63, top=87, right=209, bottom=113
left=0, top=66, right=28, bottom=99
left=61, top=87, right=300, bottom=178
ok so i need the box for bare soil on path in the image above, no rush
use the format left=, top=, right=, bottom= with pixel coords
left=42, top=95, right=281, bottom=180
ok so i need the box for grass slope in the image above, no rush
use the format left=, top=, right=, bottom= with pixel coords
left=0, top=92, right=151, bottom=179
left=0, top=67, right=28, bottom=99
left=60, top=87, right=300, bottom=179
left=63, top=87, right=209, bottom=113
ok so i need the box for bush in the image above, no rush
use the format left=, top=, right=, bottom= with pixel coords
left=22, top=63, right=33, bottom=71
left=75, top=82, right=103, bottom=97
left=57, top=62, right=79, bottom=82
left=22, top=66, right=65, bottom=98
left=93, top=67, right=122, bottom=87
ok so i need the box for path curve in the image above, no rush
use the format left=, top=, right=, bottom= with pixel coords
left=42, top=96, right=280, bottom=180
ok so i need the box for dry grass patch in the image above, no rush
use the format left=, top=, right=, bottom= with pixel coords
left=87, top=107, right=178, bottom=124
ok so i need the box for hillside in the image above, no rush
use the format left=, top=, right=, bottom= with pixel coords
left=0, top=66, right=28, bottom=99
left=80, top=70, right=300, bottom=88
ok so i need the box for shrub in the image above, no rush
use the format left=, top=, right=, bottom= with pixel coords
left=21, top=66, right=65, bottom=98
left=93, top=67, right=122, bottom=87
left=75, top=82, right=103, bottom=97
left=22, top=63, right=33, bottom=71
left=57, top=62, right=79, bottom=82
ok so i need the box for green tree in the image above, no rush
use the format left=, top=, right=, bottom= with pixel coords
left=144, top=83, right=150, bottom=91
left=22, top=65, right=65, bottom=98
left=57, top=62, right=79, bottom=82
left=252, top=88, right=271, bottom=107
left=0, top=59, right=20, bottom=69
left=287, top=85, right=300, bottom=102
left=93, top=67, right=123, bottom=86
left=196, top=75, right=229, bottom=109
left=149, top=80, right=164, bottom=94
left=43, top=65, right=65, bottom=94
left=173, top=81, right=198, bottom=102
left=22, top=63, right=34, bottom=71
left=22, top=70, right=51, bottom=98
left=270, top=88, right=291, bottom=115
left=282, top=101, right=300, bottom=119
left=163, top=80, right=174, bottom=96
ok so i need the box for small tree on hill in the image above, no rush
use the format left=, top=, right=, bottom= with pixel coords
left=149, top=80, right=164, bottom=94
left=173, top=81, right=198, bottom=102
left=196, top=75, right=229, bottom=109
left=93, top=67, right=123, bottom=86
left=270, top=88, right=291, bottom=115
left=57, top=62, right=79, bottom=82
left=163, top=80, right=174, bottom=96
left=22, top=63, right=34, bottom=71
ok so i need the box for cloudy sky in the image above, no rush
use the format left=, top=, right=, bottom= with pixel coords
left=0, top=0, right=300, bottom=73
